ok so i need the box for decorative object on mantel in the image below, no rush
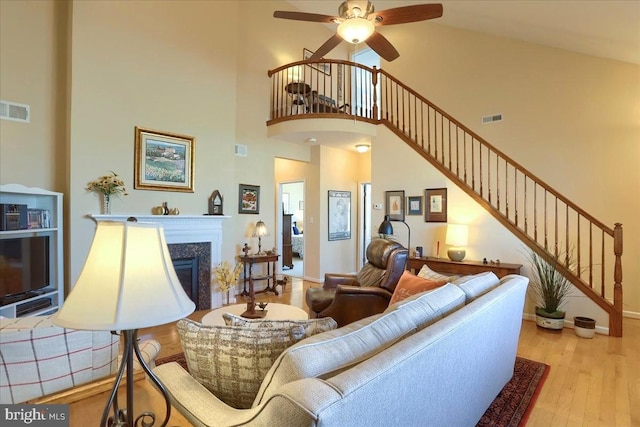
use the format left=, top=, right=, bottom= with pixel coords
left=54, top=219, right=195, bottom=426
left=152, top=205, right=164, bottom=215
left=169, top=207, right=180, bottom=215
left=86, top=171, right=128, bottom=214
left=214, top=260, right=243, bottom=305
left=208, top=190, right=223, bottom=215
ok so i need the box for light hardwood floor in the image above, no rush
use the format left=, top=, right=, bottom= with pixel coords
left=139, top=277, right=640, bottom=426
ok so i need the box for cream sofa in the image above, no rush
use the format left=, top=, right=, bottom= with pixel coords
left=0, top=315, right=160, bottom=404
left=155, top=273, right=528, bottom=427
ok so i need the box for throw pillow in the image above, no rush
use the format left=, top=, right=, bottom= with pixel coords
left=388, top=270, right=448, bottom=305
left=222, top=313, right=337, bottom=336
left=176, top=319, right=306, bottom=409
left=417, top=264, right=460, bottom=282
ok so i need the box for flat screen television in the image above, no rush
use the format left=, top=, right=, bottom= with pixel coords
left=0, top=235, right=50, bottom=302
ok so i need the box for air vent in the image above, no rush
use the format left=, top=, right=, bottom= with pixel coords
left=234, top=144, right=248, bottom=157
left=482, top=113, right=503, bottom=124
left=0, top=100, right=30, bottom=123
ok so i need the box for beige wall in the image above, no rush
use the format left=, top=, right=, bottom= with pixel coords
left=376, top=23, right=639, bottom=318
left=1, top=1, right=638, bottom=320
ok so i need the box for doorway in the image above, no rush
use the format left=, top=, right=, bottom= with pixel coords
left=280, top=181, right=304, bottom=278
left=359, top=182, right=372, bottom=269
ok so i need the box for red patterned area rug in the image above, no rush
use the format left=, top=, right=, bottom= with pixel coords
left=156, top=354, right=548, bottom=426
left=477, top=357, right=550, bottom=426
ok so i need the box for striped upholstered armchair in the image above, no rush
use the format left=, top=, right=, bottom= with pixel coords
left=0, top=315, right=160, bottom=404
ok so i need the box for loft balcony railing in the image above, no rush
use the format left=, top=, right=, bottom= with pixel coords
left=268, top=59, right=624, bottom=337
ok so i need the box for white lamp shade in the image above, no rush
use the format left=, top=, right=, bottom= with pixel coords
left=252, top=220, right=269, bottom=237
left=445, top=224, right=469, bottom=247
left=337, top=18, right=375, bottom=44
left=54, top=221, right=195, bottom=331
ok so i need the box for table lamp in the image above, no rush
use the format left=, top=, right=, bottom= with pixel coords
left=252, top=220, right=269, bottom=255
left=54, top=219, right=195, bottom=426
left=446, top=223, right=469, bottom=261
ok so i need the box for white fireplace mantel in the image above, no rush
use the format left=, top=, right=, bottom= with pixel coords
left=90, top=214, right=230, bottom=308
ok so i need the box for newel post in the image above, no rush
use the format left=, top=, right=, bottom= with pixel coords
left=372, top=66, right=378, bottom=120
left=611, top=223, right=623, bottom=337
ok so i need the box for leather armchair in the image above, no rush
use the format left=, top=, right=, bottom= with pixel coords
left=305, top=239, right=408, bottom=327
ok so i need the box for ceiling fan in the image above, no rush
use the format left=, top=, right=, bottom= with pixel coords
left=273, top=1, right=443, bottom=62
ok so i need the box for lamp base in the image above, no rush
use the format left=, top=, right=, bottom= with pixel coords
left=447, top=249, right=466, bottom=262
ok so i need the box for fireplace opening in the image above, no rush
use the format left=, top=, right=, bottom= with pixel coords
left=168, top=242, right=211, bottom=310
left=172, top=258, right=198, bottom=305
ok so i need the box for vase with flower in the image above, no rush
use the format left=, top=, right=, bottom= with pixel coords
left=86, top=171, right=128, bottom=214
left=214, top=260, right=244, bottom=305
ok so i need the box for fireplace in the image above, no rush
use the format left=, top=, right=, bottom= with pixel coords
left=91, top=214, right=228, bottom=309
left=168, top=243, right=210, bottom=310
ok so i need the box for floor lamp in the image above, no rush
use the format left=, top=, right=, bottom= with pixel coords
left=378, top=215, right=411, bottom=265
left=54, top=219, right=195, bottom=426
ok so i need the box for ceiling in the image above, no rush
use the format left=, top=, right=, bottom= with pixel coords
left=277, top=1, right=640, bottom=151
left=284, top=0, right=640, bottom=65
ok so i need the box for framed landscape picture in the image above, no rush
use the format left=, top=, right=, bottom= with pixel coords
left=134, top=126, right=195, bottom=192
left=239, top=184, right=260, bottom=214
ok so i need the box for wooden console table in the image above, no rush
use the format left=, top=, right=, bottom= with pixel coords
left=240, top=254, right=280, bottom=296
left=409, top=257, right=521, bottom=278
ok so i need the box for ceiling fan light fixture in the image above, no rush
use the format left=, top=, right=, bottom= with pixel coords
left=337, top=17, right=374, bottom=44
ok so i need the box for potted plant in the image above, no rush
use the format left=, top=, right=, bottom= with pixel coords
left=527, top=248, right=573, bottom=330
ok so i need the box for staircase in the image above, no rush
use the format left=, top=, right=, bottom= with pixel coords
left=267, top=59, right=624, bottom=336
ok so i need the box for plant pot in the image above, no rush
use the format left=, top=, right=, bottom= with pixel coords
left=535, top=307, right=565, bottom=330
left=573, top=316, right=596, bottom=338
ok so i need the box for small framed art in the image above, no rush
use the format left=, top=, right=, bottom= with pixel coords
left=385, top=190, right=405, bottom=221
left=407, top=196, right=423, bottom=216
left=425, top=188, right=447, bottom=222
left=238, top=184, right=260, bottom=214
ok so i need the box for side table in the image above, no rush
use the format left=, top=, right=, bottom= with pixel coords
left=240, top=254, right=280, bottom=296
left=408, top=257, right=521, bottom=278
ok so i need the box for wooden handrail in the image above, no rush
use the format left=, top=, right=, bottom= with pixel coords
left=267, top=60, right=624, bottom=336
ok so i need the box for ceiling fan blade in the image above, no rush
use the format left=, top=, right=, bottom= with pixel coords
left=365, top=32, right=400, bottom=62
left=373, top=4, right=443, bottom=26
left=308, top=34, right=343, bottom=60
left=273, top=11, right=337, bottom=23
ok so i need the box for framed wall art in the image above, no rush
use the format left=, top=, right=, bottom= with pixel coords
left=385, top=190, right=405, bottom=221
left=238, top=184, right=260, bottom=214
left=425, top=188, right=447, bottom=222
left=303, top=48, right=331, bottom=75
left=407, top=196, right=423, bottom=216
left=134, top=126, right=195, bottom=192
left=328, top=190, right=350, bottom=241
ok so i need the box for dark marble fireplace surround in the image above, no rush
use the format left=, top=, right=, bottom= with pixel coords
left=168, top=243, right=210, bottom=310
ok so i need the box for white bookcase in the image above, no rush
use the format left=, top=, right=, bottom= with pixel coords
left=0, top=184, right=64, bottom=317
